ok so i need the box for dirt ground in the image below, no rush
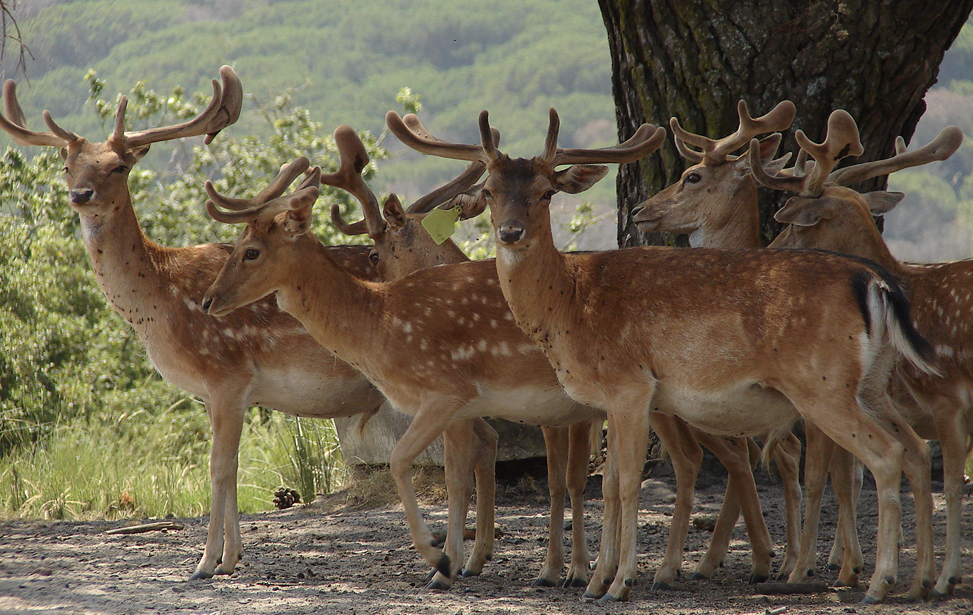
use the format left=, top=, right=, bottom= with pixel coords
left=1, top=459, right=971, bottom=615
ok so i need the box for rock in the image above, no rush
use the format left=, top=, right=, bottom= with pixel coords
left=333, top=403, right=548, bottom=467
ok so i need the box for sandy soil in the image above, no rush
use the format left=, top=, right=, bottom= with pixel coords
left=1, top=461, right=971, bottom=615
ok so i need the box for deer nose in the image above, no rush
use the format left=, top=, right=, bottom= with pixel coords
left=70, top=189, right=94, bottom=204
left=497, top=221, right=526, bottom=244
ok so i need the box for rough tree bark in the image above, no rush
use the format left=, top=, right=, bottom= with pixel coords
left=598, top=0, right=973, bottom=247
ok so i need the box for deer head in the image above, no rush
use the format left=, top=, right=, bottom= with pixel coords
left=631, top=100, right=796, bottom=245
left=325, top=120, right=497, bottom=279
left=0, top=66, right=242, bottom=216
left=201, top=158, right=321, bottom=317
left=387, top=107, right=666, bottom=252
left=754, top=112, right=963, bottom=258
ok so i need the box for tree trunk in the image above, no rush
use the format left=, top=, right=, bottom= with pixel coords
left=598, top=0, right=973, bottom=247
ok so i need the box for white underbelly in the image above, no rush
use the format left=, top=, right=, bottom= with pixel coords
left=250, top=368, right=381, bottom=418
left=652, top=382, right=799, bottom=438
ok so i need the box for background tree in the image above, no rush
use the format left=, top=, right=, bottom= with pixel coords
left=599, top=0, right=973, bottom=247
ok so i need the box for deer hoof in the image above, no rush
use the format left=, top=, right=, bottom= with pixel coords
left=425, top=577, right=451, bottom=591
left=435, top=554, right=451, bottom=578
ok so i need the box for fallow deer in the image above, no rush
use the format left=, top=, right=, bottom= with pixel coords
left=753, top=119, right=967, bottom=597
left=0, top=70, right=487, bottom=585
left=627, top=99, right=808, bottom=582
left=388, top=106, right=939, bottom=603
left=199, top=156, right=629, bottom=587
left=311, top=123, right=598, bottom=589
left=631, top=102, right=878, bottom=588
left=347, top=114, right=783, bottom=590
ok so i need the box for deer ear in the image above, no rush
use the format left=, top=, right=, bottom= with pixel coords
left=453, top=192, right=487, bottom=220
left=131, top=144, right=151, bottom=161
left=554, top=164, right=609, bottom=194
left=383, top=194, right=408, bottom=230
left=861, top=191, right=904, bottom=216
left=774, top=196, right=830, bottom=227
left=757, top=133, right=783, bottom=163
left=281, top=205, right=313, bottom=238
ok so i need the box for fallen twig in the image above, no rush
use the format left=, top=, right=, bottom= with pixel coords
left=105, top=521, right=185, bottom=535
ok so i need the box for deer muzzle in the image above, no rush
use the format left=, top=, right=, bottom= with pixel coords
left=70, top=189, right=95, bottom=205
left=497, top=220, right=527, bottom=245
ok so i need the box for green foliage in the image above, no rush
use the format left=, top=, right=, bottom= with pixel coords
left=0, top=405, right=343, bottom=519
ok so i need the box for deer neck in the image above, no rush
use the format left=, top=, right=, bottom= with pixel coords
left=274, top=238, right=385, bottom=363
left=494, top=224, right=578, bottom=358
left=76, top=192, right=173, bottom=322
left=690, top=176, right=761, bottom=249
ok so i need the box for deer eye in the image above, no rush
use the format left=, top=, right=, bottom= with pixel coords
left=111, top=164, right=129, bottom=175
left=243, top=248, right=260, bottom=261
left=481, top=189, right=492, bottom=199
left=684, top=172, right=702, bottom=185
left=368, top=252, right=380, bottom=266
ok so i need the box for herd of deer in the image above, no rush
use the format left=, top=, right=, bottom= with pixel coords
left=1, top=65, right=969, bottom=605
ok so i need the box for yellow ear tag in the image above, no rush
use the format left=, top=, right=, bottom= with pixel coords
left=421, top=206, right=461, bottom=245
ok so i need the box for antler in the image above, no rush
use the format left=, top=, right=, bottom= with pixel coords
left=825, top=125, right=963, bottom=187
left=670, top=100, right=797, bottom=165
left=539, top=107, right=667, bottom=167
left=749, top=109, right=864, bottom=197
left=113, top=65, right=243, bottom=150
left=390, top=107, right=666, bottom=170
left=205, top=157, right=319, bottom=226
left=402, top=113, right=499, bottom=214
left=0, top=66, right=242, bottom=151
left=318, top=125, right=389, bottom=238
left=0, top=79, right=81, bottom=147
left=387, top=110, right=490, bottom=163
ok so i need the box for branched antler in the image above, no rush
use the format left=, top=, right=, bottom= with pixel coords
left=670, top=100, right=797, bottom=165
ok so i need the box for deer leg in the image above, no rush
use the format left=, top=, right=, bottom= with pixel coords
left=788, top=421, right=834, bottom=585
left=648, top=414, right=703, bottom=590
left=880, top=408, right=933, bottom=600
left=534, top=425, right=569, bottom=587
left=828, top=447, right=864, bottom=588
left=584, top=435, right=618, bottom=599
left=601, top=401, right=653, bottom=602
left=564, top=419, right=594, bottom=588
left=427, top=419, right=477, bottom=590
left=462, top=418, right=497, bottom=578
left=804, top=400, right=906, bottom=604
left=933, top=404, right=970, bottom=596
left=693, top=433, right=774, bottom=584
left=389, top=399, right=463, bottom=584
left=770, top=431, right=803, bottom=580
left=828, top=449, right=865, bottom=570
left=191, top=395, right=246, bottom=580
left=691, top=439, right=744, bottom=582
left=584, top=421, right=620, bottom=600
